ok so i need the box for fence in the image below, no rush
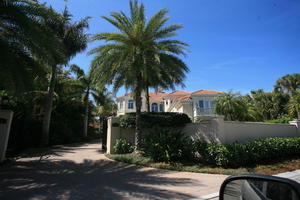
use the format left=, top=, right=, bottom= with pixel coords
left=106, top=116, right=300, bottom=154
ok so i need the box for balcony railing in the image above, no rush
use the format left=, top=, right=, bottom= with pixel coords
left=196, top=107, right=215, bottom=116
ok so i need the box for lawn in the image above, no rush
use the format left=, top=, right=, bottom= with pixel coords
left=106, top=153, right=300, bottom=175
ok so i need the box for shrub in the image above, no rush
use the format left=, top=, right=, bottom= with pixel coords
left=119, top=112, right=191, bottom=129
left=266, top=117, right=294, bottom=124
left=113, top=139, right=134, bottom=154
left=194, top=137, right=300, bottom=167
left=143, top=127, right=191, bottom=162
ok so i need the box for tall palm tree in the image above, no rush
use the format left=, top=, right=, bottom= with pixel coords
left=70, top=64, right=94, bottom=138
left=0, top=0, right=61, bottom=92
left=41, top=8, right=89, bottom=146
left=89, top=0, right=189, bottom=149
left=274, top=73, right=300, bottom=94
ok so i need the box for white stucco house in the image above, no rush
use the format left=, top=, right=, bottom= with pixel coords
left=116, top=89, right=224, bottom=120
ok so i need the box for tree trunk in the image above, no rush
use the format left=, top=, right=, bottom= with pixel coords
left=83, top=87, right=90, bottom=138
left=102, top=117, right=107, bottom=150
left=145, top=86, right=150, bottom=112
left=41, top=65, right=57, bottom=146
left=134, top=74, right=142, bottom=150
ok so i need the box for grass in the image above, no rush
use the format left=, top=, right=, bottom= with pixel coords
left=106, top=153, right=300, bottom=175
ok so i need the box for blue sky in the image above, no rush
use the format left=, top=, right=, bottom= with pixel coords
left=42, top=0, right=300, bottom=96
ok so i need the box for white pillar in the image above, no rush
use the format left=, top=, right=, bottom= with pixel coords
left=106, top=117, right=120, bottom=154
left=289, top=120, right=300, bottom=135
left=0, top=110, right=13, bottom=163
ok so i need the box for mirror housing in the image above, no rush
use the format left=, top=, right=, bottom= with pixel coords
left=219, top=174, right=300, bottom=200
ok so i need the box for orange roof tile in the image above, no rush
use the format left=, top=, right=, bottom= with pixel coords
left=191, top=90, right=223, bottom=95
left=167, top=90, right=191, bottom=96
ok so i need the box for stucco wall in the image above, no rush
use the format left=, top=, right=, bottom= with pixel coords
left=224, top=121, right=299, bottom=144
left=106, top=116, right=300, bottom=154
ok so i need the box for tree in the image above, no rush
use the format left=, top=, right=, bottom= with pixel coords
left=214, top=91, right=248, bottom=121
left=0, top=0, right=61, bottom=92
left=70, top=64, right=94, bottom=138
left=89, top=0, right=189, bottom=149
left=288, top=90, right=300, bottom=119
left=274, top=73, right=300, bottom=94
left=41, top=8, right=89, bottom=146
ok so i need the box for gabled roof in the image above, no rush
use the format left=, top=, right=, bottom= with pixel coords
left=118, top=92, right=168, bottom=101
left=191, top=90, right=223, bottom=95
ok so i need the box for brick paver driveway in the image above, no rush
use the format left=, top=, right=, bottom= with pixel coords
left=0, top=141, right=228, bottom=200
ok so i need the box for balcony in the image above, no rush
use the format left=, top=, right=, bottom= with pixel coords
left=196, top=107, right=215, bottom=117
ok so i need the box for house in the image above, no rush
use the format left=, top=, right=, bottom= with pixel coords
left=116, top=89, right=224, bottom=120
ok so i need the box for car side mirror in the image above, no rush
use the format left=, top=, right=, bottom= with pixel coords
left=219, top=174, right=300, bottom=200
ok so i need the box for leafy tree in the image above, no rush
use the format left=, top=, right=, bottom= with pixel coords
left=288, top=90, right=300, bottom=119
left=89, top=0, right=188, bottom=149
left=70, top=64, right=96, bottom=138
left=274, top=73, right=300, bottom=94
left=41, top=8, right=89, bottom=146
left=0, top=0, right=61, bottom=92
left=214, top=91, right=248, bottom=121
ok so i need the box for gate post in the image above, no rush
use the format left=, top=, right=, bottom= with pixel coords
left=0, top=110, right=13, bottom=163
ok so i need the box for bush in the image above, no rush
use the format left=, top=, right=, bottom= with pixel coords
left=266, top=117, right=294, bottom=124
left=119, top=112, right=191, bottom=129
left=114, top=139, right=134, bottom=154
left=194, top=137, right=300, bottom=167
left=143, top=127, right=191, bottom=162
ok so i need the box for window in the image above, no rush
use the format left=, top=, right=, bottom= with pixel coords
left=199, top=100, right=204, bottom=108
left=128, top=100, right=134, bottom=109
left=119, top=101, right=123, bottom=109
left=159, top=104, right=164, bottom=112
left=151, top=103, right=158, bottom=112
left=166, top=101, right=168, bottom=105
left=204, top=101, right=210, bottom=108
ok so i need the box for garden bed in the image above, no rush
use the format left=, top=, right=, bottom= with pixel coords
left=106, top=153, right=300, bottom=175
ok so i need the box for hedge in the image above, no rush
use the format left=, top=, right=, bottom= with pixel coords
left=194, top=137, right=300, bottom=168
left=119, top=112, right=191, bottom=129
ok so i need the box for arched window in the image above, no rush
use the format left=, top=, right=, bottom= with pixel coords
left=151, top=103, right=158, bottom=112
left=128, top=100, right=134, bottom=109
left=159, top=104, right=164, bottom=112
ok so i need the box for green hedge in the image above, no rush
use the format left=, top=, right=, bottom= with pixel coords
left=142, top=128, right=193, bottom=162
left=194, top=137, right=300, bottom=167
left=114, top=139, right=134, bottom=154
left=119, top=112, right=191, bottom=129
left=266, top=117, right=294, bottom=124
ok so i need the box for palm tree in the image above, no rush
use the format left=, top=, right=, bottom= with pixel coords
left=89, top=0, right=189, bottom=149
left=214, top=91, right=248, bottom=121
left=0, top=0, right=61, bottom=92
left=287, top=90, right=300, bottom=119
left=70, top=64, right=94, bottom=138
left=274, top=73, right=300, bottom=94
left=41, top=8, right=89, bottom=146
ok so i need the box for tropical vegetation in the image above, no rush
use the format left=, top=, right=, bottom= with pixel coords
left=89, top=0, right=189, bottom=149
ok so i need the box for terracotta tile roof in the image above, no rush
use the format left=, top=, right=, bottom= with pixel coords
left=174, top=94, right=191, bottom=101
left=149, top=92, right=168, bottom=101
left=166, top=90, right=191, bottom=96
left=118, top=92, right=167, bottom=101
left=191, top=90, right=223, bottom=95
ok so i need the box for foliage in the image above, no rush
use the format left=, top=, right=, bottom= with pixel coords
left=287, top=90, right=300, bottom=119
left=194, top=137, right=300, bottom=167
left=119, top=112, right=191, bottom=129
left=266, top=116, right=294, bottom=124
left=113, top=139, right=134, bottom=154
left=89, top=0, right=189, bottom=148
left=142, top=128, right=191, bottom=162
left=274, top=73, right=300, bottom=94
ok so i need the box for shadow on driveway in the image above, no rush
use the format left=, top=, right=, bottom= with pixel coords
left=0, top=158, right=198, bottom=199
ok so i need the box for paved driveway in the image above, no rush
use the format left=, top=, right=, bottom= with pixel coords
left=0, top=141, right=227, bottom=200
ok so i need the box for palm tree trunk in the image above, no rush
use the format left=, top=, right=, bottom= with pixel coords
left=83, top=87, right=90, bottom=138
left=134, top=75, right=142, bottom=150
left=145, top=86, right=150, bottom=112
left=41, top=65, right=57, bottom=146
